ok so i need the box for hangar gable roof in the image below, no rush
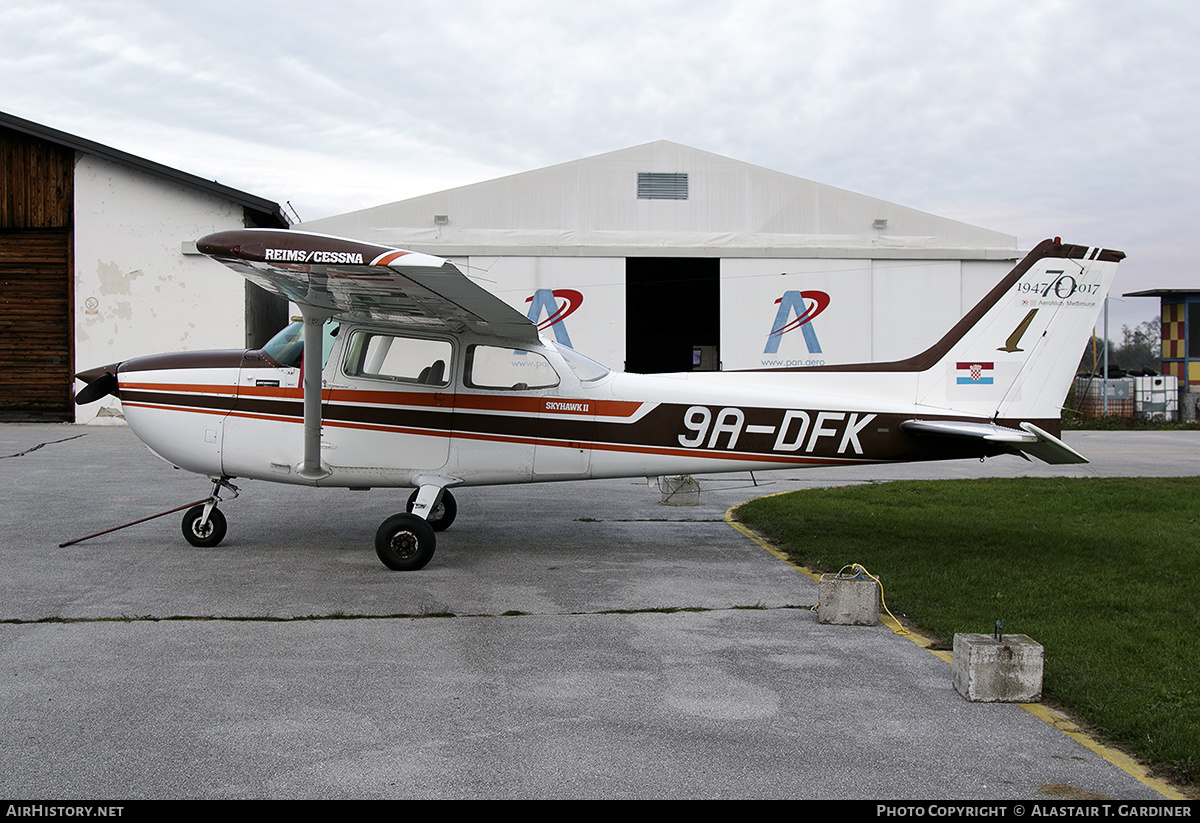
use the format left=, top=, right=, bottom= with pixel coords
left=301, top=141, right=1017, bottom=259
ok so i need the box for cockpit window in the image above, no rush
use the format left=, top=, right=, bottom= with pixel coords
left=555, top=344, right=611, bottom=382
left=465, top=345, right=560, bottom=390
left=342, top=331, right=452, bottom=387
left=262, top=319, right=340, bottom=368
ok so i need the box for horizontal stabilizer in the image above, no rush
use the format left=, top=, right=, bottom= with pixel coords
left=900, top=419, right=1088, bottom=465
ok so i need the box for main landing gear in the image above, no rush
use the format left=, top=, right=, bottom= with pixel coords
left=374, top=488, right=456, bottom=571
left=406, top=488, right=457, bottom=531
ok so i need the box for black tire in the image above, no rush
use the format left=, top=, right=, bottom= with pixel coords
left=181, top=505, right=227, bottom=548
left=406, top=488, right=457, bottom=532
left=375, top=513, right=436, bottom=571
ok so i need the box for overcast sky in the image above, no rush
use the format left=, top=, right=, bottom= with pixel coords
left=3, top=0, right=1195, bottom=330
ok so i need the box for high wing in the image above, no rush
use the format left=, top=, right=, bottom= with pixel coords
left=196, top=228, right=537, bottom=344
left=196, top=228, right=537, bottom=479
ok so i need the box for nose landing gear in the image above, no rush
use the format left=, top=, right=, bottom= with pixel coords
left=181, top=504, right=228, bottom=547
left=180, top=478, right=239, bottom=548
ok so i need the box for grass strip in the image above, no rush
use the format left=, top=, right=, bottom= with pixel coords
left=735, top=476, right=1200, bottom=788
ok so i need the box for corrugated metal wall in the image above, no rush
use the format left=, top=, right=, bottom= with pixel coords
left=0, top=125, right=74, bottom=419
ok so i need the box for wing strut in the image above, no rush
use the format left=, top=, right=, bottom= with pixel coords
left=298, top=306, right=335, bottom=480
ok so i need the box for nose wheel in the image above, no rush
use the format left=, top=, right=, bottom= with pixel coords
left=182, top=505, right=227, bottom=547
left=180, top=478, right=238, bottom=548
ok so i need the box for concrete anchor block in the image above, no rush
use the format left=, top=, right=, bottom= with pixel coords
left=659, top=475, right=700, bottom=506
left=817, top=574, right=879, bottom=625
left=952, top=633, right=1044, bottom=703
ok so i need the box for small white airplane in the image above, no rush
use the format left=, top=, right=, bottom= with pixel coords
left=74, top=229, right=1124, bottom=570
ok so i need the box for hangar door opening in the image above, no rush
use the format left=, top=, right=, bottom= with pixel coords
left=624, top=257, right=720, bottom=374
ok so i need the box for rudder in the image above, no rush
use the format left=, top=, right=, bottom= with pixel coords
left=913, top=239, right=1125, bottom=424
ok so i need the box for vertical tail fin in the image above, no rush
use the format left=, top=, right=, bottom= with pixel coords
left=911, top=239, right=1124, bottom=424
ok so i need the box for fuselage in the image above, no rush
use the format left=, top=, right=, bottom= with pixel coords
left=108, top=319, right=1007, bottom=489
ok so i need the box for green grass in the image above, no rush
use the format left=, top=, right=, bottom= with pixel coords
left=735, top=477, right=1200, bottom=788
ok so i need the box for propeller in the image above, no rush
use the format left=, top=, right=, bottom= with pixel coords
left=74, top=371, right=119, bottom=405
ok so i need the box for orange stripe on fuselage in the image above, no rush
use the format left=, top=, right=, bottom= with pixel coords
left=121, top=381, right=239, bottom=397
left=121, top=380, right=643, bottom=417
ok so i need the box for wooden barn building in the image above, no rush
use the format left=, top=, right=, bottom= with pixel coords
left=0, top=111, right=287, bottom=422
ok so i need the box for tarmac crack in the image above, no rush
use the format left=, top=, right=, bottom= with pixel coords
left=2, top=603, right=816, bottom=625
left=577, top=517, right=728, bottom=523
left=1, top=433, right=88, bottom=459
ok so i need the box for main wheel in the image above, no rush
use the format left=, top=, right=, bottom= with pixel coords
left=181, top=505, right=227, bottom=548
left=406, top=488, right=457, bottom=532
left=375, top=513, right=436, bottom=571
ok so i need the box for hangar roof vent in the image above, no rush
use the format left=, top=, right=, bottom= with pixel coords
left=637, top=172, right=688, bottom=200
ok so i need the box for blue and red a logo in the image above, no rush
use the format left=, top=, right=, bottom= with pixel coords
left=525, top=289, right=584, bottom=348
left=764, top=290, right=830, bottom=354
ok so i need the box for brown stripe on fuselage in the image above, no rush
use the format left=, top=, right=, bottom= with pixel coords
left=118, top=350, right=249, bottom=373
left=115, top=370, right=1038, bottom=466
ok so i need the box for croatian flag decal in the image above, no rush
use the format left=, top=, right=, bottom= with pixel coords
left=956, top=362, right=994, bottom=385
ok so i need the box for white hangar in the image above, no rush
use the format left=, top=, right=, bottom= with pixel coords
left=0, top=111, right=287, bottom=423
left=300, top=141, right=1021, bottom=376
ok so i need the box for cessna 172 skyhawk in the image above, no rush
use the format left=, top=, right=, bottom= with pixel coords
left=74, top=229, right=1123, bottom=570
